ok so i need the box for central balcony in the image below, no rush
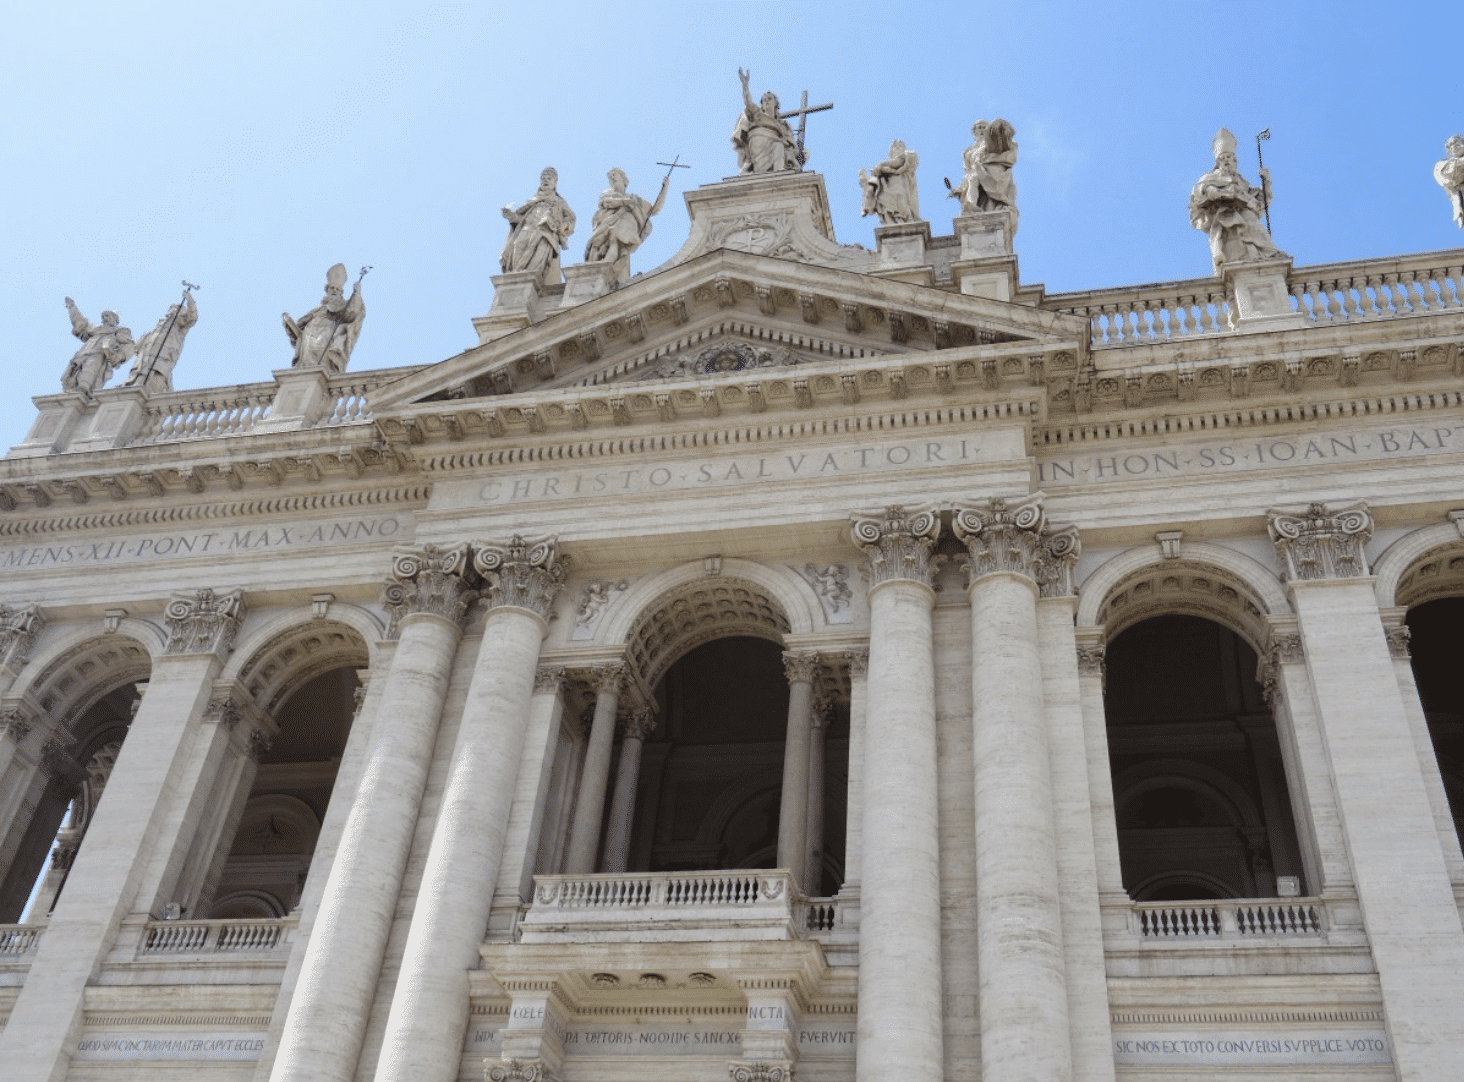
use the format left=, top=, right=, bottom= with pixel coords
left=519, top=869, right=852, bottom=945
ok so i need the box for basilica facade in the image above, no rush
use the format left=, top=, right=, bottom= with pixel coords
left=0, top=146, right=1463, bottom=1082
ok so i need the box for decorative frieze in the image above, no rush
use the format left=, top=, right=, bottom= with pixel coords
left=474, top=535, right=568, bottom=620
left=849, top=504, right=943, bottom=589
left=0, top=603, right=44, bottom=673
left=951, top=494, right=1082, bottom=597
left=1266, top=501, right=1373, bottom=581
left=382, top=543, right=477, bottom=636
left=163, top=588, right=245, bottom=657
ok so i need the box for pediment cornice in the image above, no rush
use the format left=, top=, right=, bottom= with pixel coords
left=368, top=248, right=1089, bottom=411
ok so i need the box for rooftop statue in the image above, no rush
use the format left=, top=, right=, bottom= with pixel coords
left=1189, top=128, right=1286, bottom=274
left=283, top=263, right=365, bottom=373
left=583, top=168, right=670, bottom=285
left=948, top=119, right=1017, bottom=221
left=732, top=68, right=801, bottom=174
left=859, top=140, right=921, bottom=225
left=124, top=286, right=197, bottom=394
left=1434, top=134, right=1464, bottom=229
left=500, top=167, right=577, bottom=281
left=62, top=298, right=135, bottom=396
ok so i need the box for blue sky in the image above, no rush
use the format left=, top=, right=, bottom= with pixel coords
left=3, top=1, right=1461, bottom=449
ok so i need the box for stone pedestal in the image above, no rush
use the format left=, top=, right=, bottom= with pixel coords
left=9, top=393, right=88, bottom=458
left=873, top=220, right=934, bottom=286
left=253, top=367, right=333, bottom=434
left=950, top=210, right=1018, bottom=302
left=560, top=261, right=618, bottom=308
left=474, top=271, right=545, bottom=344
left=1223, top=256, right=1305, bottom=331
left=67, top=386, right=149, bottom=453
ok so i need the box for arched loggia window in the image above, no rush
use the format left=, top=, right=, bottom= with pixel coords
left=1104, top=614, right=1305, bottom=900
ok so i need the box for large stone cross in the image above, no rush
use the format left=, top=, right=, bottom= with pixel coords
left=777, top=90, right=833, bottom=163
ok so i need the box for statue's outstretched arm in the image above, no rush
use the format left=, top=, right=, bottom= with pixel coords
left=64, top=296, right=89, bottom=338
left=649, top=174, right=671, bottom=218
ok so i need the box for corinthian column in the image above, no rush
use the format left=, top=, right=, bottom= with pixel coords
left=0, top=589, right=243, bottom=1082
left=565, top=662, right=627, bottom=873
left=270, top=546, right=476, bottom=1082
left=1267, top=502, right=1464, bottom=1079
left=776, top=651, right=819, bottom=884
left=952, top=494, right=1075, bottom=1082
left=601, top=707, right=657, bottom=873
left=803, top=697, right=831, bottom=894
left=374, top=536, right=566, bottom=1082
left=848, top=504, right=944, bottom=1082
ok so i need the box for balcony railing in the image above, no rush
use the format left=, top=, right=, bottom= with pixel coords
left=1132, top=898, right=1324, bottom=940
left=1047, top=249, right=1464, bottom=347
left=0, top=923, right=41, bottom=955
left=522, top=870, right=821, bottom=944
left=138, top=917, right=291, bottom=955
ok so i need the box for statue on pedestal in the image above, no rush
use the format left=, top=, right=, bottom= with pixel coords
left=949, top=119, right=1017, bottom=218
left=500, top=167, right=577, bottom=280
left=1189, top=128, right=1285, bottom=273
left=62, top=298, right=135, bottom=395
left=283, top=264, right=365, bottom=373
left=732, top=68, right=800, bottom=174
left=1434, top=134, right=1464, bottom=229
left=859, top=140, right=921, bottom=225
left=125, top=287, right=197, bottom=394
left=583, top=168, right=670, bottom=285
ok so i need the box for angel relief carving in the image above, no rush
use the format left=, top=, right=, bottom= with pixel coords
left=634, top=340, right=805, bottom=381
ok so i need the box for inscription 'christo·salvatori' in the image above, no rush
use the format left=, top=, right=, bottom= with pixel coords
left=480, top=436, right=988, bottom=504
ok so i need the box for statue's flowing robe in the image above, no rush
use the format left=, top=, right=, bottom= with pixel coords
left=1436, top=156, right=1464, bottom=228
left=63, top=313, right=134, bottom=395
left=954, top=141, right=1017, bottom=213
left=731, top=106, right=799, bottom=174
left=290, top=289, right=364, bottom=373
left=500, top=192, right=576, bottom=276
left=126, top=296, right=197, bottom=393
left=861, top=151, right=920, bottom=223
left=1188, top=169, right=1281, bottom=270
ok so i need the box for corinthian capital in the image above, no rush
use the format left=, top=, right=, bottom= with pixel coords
left=382, top=543, right=478, bottom=636
left=849, top=504, right=943, bottom=589
left=952, top=493, right=1081, bottom=597
left=1266, top=501, right=1373, bottom=581
left=164, top=588, right=245, bottom=656
left=783, top=649, right=822, bottom=685
left=487, top=1061, right=549, bottom=1082
left=0, top=603, right=43, bottom=673
left=474, top=535, right=568, bottom=621
left=621, top=706, right=658, bottom=741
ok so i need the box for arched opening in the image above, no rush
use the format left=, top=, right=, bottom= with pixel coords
left=1404, top=597, right=1464, bottom=850
left=1105, top=614, right=1304, bottom=900
left=203, top=665, right=360, bottom=918
left=0, top=634, right=152, bottom=924
left=624, top=635, right=849, bottom=895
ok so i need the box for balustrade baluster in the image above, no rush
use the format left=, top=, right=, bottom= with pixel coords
left=1408, top=273, right=1431, bottom=311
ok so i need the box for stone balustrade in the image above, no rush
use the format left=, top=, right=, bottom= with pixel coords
left=1048, top=249, right=1464, bottom=347
left=1133, top=898, right=1324, bottom=939
left=137, top=917, right=292, bottom=955
left=132, top=386, right=277, bottom=444
left=0, top=924, right=41, bottom=955
left=520, top=870, right=806, bottom=943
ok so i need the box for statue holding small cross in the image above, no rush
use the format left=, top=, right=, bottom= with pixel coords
left=731, top=69, right=832, bottom=174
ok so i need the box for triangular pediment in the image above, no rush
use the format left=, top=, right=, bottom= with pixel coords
left=370, top=247, right=1087, bottom=412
